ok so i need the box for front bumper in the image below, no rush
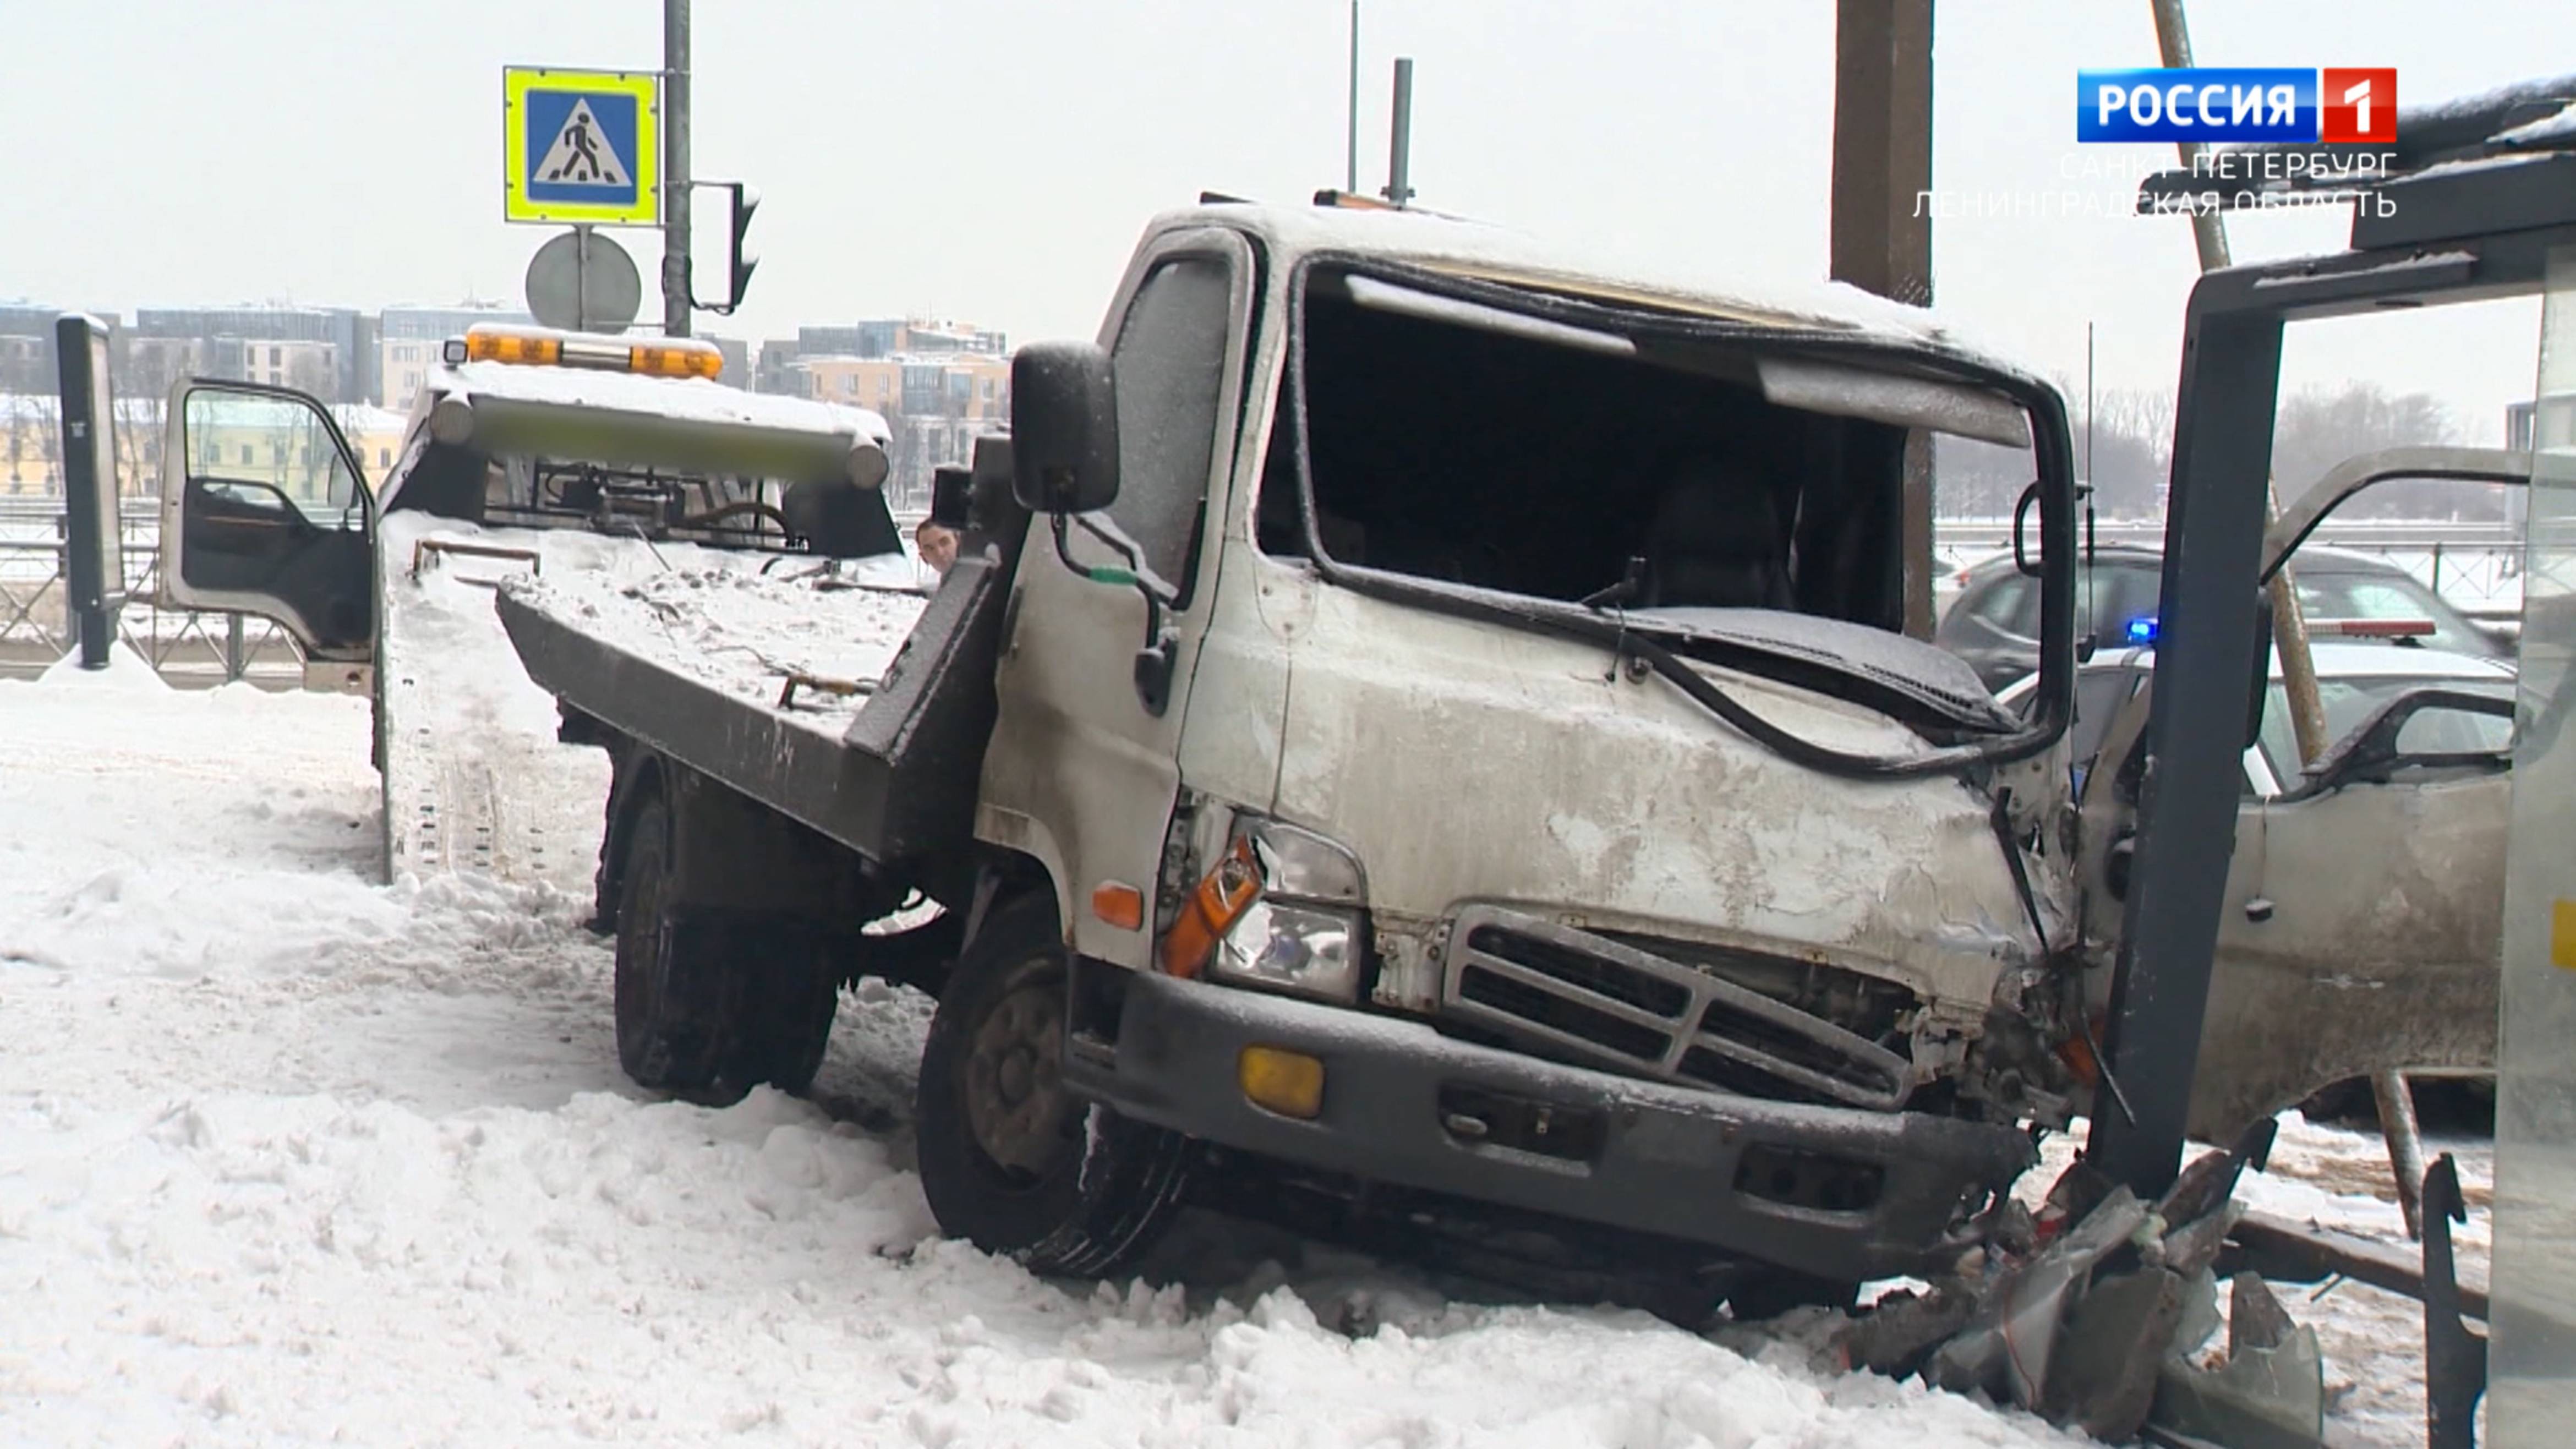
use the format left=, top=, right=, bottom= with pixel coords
left=1064, top=971, right=2036, bottom=1284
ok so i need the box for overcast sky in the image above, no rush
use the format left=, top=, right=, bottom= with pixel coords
left=1, top=2, right=2556, bottom=438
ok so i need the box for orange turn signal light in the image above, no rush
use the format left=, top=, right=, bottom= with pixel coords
left=1090, top=882, right=1146, bottom=933
left=1159, top=837, right=1262, bottom=978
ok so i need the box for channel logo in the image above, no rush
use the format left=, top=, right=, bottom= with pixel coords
left=2078, top=68, right=2395, bottom=144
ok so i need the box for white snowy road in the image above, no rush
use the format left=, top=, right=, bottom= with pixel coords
left=0, top=655, right=2476, bottom=1446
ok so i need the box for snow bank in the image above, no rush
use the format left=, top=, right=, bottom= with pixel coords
left=0, top=603, right=2099, bottom=1449
left=1, top=1074, right=2098, bottom=1447
left=36, top=639, right=170, bottom=692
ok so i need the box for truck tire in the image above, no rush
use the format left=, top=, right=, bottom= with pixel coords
left=613, top=789, right=730, bottom=1092
left=726, top=939, right=839, bottom=1096
left=915, top=892, right=1189, bottom=1277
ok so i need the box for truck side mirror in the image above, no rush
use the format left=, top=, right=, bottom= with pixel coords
left=1011, top=342, right=1120, bottom=515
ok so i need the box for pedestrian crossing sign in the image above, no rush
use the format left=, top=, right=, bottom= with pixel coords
left=503, top=66, right=660, bottom=226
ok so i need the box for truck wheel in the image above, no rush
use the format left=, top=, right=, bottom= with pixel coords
left=613, top=790, right=729, bottom=1092
left=915, top=892, right=1189, bottom=1277
left=726, top=942, right=840, bottom=1095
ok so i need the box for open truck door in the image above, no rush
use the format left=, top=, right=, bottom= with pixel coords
left=156, top=378, right=374, bottom=670
left=2076, top=446, right=2531, bottom=1141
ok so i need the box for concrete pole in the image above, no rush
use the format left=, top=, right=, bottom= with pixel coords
left=1828, top=0, right=1935, bottom=637
left=662, top=0, right=693, bottom=337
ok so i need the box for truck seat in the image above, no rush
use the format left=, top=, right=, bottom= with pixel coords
left=1639, top=471, right=1794, bottom=611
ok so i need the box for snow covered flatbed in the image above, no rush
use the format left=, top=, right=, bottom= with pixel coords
left=505, top=564, right=931, bottom=734
left=496, top=545, right=1008, bottom=868
left=375, top=516, right=926, bottom=894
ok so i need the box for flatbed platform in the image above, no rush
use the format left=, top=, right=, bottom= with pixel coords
left=497, top=540, right=1020, bottom=870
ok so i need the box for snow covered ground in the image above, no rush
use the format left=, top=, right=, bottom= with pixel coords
left=0, top=648, right=2483, bottom=1446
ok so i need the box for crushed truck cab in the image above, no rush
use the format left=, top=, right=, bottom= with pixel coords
left=499, top=199, right=2091, bottom=1303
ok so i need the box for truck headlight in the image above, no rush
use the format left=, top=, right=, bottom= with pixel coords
left=1163, top=818, right=1369, bottom=1003
left=1213, top=898, right=1363, bottom=1001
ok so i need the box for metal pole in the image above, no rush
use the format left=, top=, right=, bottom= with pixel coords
left=225, top=611, right=245, bottom=682
left=2146, top=0, right=2229, bottom=275
left=573, top=223, right=593, bottom=333
left=54, top=315, right=119, bottom=671
left=2091, top=1, right=2420, bottom=1220
left=2147, top=19, right=2416, bottom=1228
left=1382, top=58, right=1415, bottom=207
left=662, top=0, right=693, bottom=337
left=1346, top=1, right=1361, bottom=194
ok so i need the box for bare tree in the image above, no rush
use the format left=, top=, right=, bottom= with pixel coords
left=2085, top=389, right=2176, bottom=520
left=4, top=399, right=28, bottom=496
left=113, top=345, right=187, bottom=500
left=1933, top=384, right=2175, bottom=521
left=2269, top=383, right=2492, bottom=519
left=30, top=395, right=63, bottom=495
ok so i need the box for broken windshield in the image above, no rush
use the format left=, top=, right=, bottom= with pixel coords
left=1265, top=260, right=2074, bottom=773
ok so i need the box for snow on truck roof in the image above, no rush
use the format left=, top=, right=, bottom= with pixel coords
left=1164, top=201, right=2031, bottom=374
left=424, top=359, right=893, bottom=446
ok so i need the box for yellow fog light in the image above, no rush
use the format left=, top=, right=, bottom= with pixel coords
left=1238, top=1046, right=1325, bottom=1120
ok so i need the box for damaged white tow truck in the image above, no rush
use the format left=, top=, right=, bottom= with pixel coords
left=141, top=197, right=2099, bottom=1317
left=474, top=198, right=2099, bottom=1316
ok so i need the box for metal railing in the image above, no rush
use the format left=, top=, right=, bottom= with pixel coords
left=1, top=496, right=2548, bottom=687
left=0, top=498, right=305, bottom=685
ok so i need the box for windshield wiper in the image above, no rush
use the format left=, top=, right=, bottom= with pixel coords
left=1578, top=555, right=1648, bottom=612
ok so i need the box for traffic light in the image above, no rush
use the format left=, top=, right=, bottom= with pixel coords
left=692, top=181, right=759, bottom=315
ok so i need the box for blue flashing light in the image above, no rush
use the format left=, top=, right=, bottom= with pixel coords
left=2125, top=616, right=2159, bottom=645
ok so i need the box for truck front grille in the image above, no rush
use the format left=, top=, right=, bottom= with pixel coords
left=1440, top=905, right=1914, bottom=1111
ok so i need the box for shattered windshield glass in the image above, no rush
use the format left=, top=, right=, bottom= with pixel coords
left=1275, top=263, right=2069, bottom=761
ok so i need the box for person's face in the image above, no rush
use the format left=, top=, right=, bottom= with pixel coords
left=918, top=523, right=960, bottom=573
